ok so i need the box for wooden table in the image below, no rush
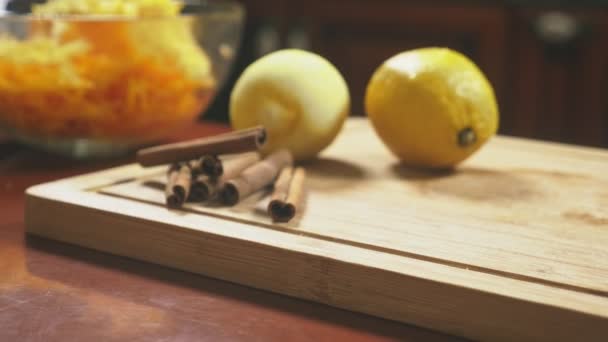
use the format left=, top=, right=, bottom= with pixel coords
left=0, top=123, right=460, bottom=342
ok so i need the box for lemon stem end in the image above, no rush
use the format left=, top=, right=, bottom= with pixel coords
left=458, top=127, right=476, bottom=147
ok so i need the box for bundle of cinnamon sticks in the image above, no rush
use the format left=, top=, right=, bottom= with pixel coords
left=136, top=127, right=305, bottom=223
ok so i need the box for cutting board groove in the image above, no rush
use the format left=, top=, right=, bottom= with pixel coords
left=92, top=186, right=608, bottom=298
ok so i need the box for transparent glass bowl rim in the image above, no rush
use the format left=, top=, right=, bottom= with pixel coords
left=0, top=0, right=244, bottom=23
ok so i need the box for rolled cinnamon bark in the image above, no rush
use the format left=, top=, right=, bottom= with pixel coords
left=188, top=174, right=210, bottom=202
left=286, top=168, right=306, bottom=206
left=174, top=164, right=192, bottom=202
left=188, top=152, right=261, bottom=202
left=220, top=149, right=293, bottom=206
left=165, top=164, right=181, bottom=208
left=165, top=163, right=191, bottom=208
left=136, top=126, right=266, bottom=167
left=268, top=167, right=306, bottom=222
left=190, top=159, right=203, bottom=177
left=270, top=166, right=293, bottom=204
left=220, top=153, right=263, bottom=180
left=201, top=155, right=223, bottom=178
left=190, top=155, right=222, bottom=178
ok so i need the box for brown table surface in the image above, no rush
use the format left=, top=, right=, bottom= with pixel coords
left=0, top=123, right=463, bottom=342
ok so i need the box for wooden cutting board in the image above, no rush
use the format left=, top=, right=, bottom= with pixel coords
left=25, top=118, right=608, bottom=341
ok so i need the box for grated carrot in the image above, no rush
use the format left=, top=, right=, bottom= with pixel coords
left=0, top=50, right=213, bottom=139
left=0, top=0, right=215, bottom=140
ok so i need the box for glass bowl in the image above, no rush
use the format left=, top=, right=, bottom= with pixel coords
left=0, top=1, right=244, bottom=158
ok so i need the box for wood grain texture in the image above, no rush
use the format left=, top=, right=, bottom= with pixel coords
left=25, top=118, right=608, bottom=341
left=3, top=123, right=454, bottom=341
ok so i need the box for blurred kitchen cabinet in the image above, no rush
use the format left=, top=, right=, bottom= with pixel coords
left=232, top=0, right=608, bottom=148
left=507, top=7, right=608, bottom=148
left=237, top=0, right=506, bottom=119
left=286, top=1, right=508, bottom=120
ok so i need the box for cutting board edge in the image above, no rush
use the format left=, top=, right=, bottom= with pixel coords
left=23, top=174, right=608, bottom=315
left=24, top=189, right=608, bottom=342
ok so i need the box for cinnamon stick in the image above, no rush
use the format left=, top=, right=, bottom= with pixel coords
left=188, top=152, right=261, bottom=202
left=190, top=155, right=222, bottom=178
left=165, top=163, right=191, bottom=208
left=200, top=155, right=223, bottom=178
left=165, top=164, right=181, bottom=208
left=268, top=167, right=306, bottom=222
left=221, top=153, right=262, bottom=180
left=270, top=166, right=293, bottom=204
left=220, top=149, right=293, bottom=206
left=190, top=159, right=203, bottom=177
left=136, top=126, right=266, bottom=167
left=188, top=174, right=210, bottom=202
left=286, top=168, right=306, bottom=206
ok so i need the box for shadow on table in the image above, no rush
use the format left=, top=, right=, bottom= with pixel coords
left=24, top=235, right=463, bottom=341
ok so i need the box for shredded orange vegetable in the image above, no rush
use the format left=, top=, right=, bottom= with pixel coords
left=0, top=46, right=213, bottom=139
left=0, top=0, right=216, bottom=140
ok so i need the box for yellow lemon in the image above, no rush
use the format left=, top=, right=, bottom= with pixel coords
left=230, top=49, right=350, bottom=161
left=365, top=47, right=499, bottom=168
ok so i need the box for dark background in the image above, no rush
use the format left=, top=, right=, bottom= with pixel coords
left=6, top=0, right=608, bottom=148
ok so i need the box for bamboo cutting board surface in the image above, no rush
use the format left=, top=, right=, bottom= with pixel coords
left=25, top=118, right=608, bottom=341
